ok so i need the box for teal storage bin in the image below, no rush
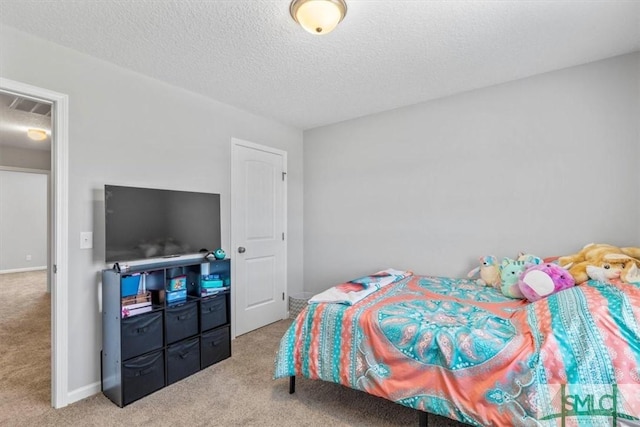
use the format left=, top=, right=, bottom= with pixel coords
left=201, top=274, right=224, bottom=289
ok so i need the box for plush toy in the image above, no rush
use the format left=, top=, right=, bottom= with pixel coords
left=586, top=261, right=640, bottom=285
left=467, top=255, right=501, bottom=289
left=499, top=258, right=529, bottom=298
left=517, top=263, right=575, bottom=302
left=517, top=252, right=543, bottom=265
left=558, top=243, right=640, bottom=284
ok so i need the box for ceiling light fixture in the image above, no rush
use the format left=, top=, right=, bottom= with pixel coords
left=27, top=128, right=48, bottom=141
left=290, top=0, right=347, bottom=35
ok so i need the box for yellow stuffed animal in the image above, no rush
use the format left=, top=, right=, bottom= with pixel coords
left=558, top=243, right=640, bottom=284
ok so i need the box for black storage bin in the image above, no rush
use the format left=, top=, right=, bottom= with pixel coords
left=167, top=337, right=200, bottom=385
left=122, top=350, right=165, bottom=406
left=200, top=294, right=228, bottom=331
left=121, top=311, right=163, bottom=360
left=201, top=326, right=231, bottom=368
left=165, top=301, right=198, bottom=344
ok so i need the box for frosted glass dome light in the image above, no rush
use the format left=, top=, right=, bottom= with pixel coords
left=290, top=0, right=347, bottom=35
left=27, top=128, right=48, bottom=141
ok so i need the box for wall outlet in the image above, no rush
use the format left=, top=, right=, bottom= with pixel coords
left=80, top=232, right=93, bottom=249
left=26, top=254, right=32, bottom=261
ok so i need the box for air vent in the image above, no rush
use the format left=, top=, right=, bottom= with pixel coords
left=8, top=96, right=51, bottom=117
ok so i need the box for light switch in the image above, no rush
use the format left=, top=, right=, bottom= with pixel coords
left=80, top=232, right=93, bottom=249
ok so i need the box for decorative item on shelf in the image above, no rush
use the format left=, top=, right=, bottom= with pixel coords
left=113, top=262, right=130, bottom=273
left=213, top=248, right=226, bottom=260
left=121, top=291, right=151, bottom=307
left=290, top=0, right=347, bottom=35
left=168, top=275, right=186, bottom=291
left=200, top=262, right=210, bottom=276
left=121, top=291, right=152, bottom=317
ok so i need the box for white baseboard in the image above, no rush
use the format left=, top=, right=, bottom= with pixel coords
left=0, top=266, right=47, bottom=274
left=66, top=381, right=101, bottom=406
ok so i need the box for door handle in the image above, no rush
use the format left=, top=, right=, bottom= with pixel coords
left=238, top=247, right=246, bottom=254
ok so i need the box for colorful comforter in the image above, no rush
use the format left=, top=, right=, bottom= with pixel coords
left=274, top=275, right=640, bottom=426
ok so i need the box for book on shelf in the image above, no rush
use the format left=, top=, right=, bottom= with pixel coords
left=121, top=300, right=152, bottom=310
left=122, top=305, right=153, bottom=318
left=201, top=286, right=230, bottom=297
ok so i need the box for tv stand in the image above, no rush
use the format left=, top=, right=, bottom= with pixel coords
left=101, top=256, right=231, bottom=407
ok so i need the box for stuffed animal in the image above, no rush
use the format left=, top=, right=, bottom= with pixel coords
left=499, top=258, right=529, bottom=298
left=518, top=263, right=575, bottom=302
left=467, top=255, right=501, bottom=288
left=586, top=262, right=640, bottom=285
left=558, top=243, right=640, bottom=284
left=517, top=252, right=543, bottom=265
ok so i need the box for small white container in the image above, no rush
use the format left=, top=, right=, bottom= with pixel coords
left=200, top=263, right=210, bottom=275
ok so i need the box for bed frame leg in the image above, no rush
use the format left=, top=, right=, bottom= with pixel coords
left=289, top=375, right=295, bottom=394
left=418, top=410, right=428, bottom=427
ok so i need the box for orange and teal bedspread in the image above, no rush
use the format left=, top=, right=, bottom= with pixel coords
left=274, top=275, right=640, bottom=425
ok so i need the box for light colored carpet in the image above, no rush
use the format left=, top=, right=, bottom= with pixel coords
left=0, top=270, right=51, bottom=425
left=0, top=271, right=466, bottom=426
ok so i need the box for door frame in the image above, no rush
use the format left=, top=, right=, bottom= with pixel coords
left=0, top=77, right=69, bottom=408
left=230, top=137, right=288, bottom=338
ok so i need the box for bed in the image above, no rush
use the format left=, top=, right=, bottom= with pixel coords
left=274, top=272, right=640, bottom=426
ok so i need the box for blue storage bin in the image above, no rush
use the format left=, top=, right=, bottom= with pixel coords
left=166, top=289, right=187, bottom=304
left=122, top=275, right=141, bottom=297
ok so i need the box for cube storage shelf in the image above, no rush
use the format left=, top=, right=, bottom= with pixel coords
left=101, top=257, right=231, bottom=407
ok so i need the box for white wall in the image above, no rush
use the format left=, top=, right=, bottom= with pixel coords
left=304, top=53, right=640, bottom=292
left=0, top=170, right=48, bottom=272
left=0, top=146, right=51, bottom=170
left=0, top=26, right=304, bottom=401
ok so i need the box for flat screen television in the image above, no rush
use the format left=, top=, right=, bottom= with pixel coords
left=105, top=185, right=221, bottom=263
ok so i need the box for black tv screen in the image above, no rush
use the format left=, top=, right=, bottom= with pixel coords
left=105, top=185, right=221, bottom=263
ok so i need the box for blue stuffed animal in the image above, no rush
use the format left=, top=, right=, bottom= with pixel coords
left=499, top=258, right=529, bottom=298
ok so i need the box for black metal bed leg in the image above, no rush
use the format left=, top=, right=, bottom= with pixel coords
left=289, top=375, right=296, bottom=394
left=418, top=410, right=428, bottom=427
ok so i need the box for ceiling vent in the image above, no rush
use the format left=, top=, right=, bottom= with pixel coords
left=8, top=96, right=52, bottom=117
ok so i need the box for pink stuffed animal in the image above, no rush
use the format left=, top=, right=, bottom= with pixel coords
left=518, top=263, right=575, bottom=302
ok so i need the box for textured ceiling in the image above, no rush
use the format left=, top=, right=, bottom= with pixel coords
left=0, top=92, right=51, bottom=151
left=1, top=0, right=639, bottom=131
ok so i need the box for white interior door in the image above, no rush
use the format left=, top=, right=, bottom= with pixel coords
left=231, top=138, right=287, bottom=336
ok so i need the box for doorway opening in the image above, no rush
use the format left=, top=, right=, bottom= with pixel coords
left=0, top=77, right=69, bottom=408
left=0, top=168, right=50, bottom=407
